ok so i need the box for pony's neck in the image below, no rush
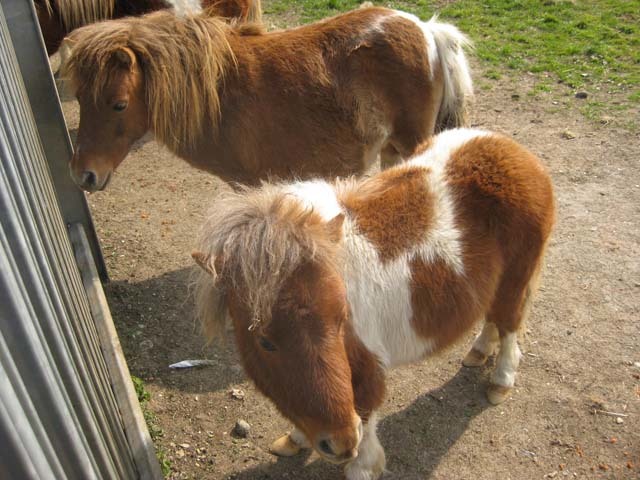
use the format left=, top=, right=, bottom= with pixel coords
left=135, top=13, right=234, bottom=155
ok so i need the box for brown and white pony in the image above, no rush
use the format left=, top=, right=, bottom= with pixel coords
left=192, top=129, right=555, bottom=480
left=61, top=7, right=473, bottom=191
left=35, top=0, right=262, bottom=55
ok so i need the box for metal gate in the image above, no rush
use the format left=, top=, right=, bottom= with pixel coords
left=0, top=1, right=161, bottom=478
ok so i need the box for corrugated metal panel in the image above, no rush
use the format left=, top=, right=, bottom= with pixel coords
left=0, top=2, right=160, bottom=479
left=3, top=0, right=108, bottom=281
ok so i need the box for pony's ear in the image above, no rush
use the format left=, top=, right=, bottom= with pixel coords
left=113, top=47, right=137, bottom=70
left=326, top=213, right=345, bottom=242
left=192, top=251, right=216, bottom=276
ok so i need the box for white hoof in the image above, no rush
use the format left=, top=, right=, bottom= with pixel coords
left=487, top=384, right=512, bottom=405
left=269, top=433, right=303, bottom=457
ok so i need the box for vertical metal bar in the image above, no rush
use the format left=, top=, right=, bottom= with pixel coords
left=2, top=0, right=108, bottom=282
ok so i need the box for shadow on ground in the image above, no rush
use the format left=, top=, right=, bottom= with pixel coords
left=229, top=367, right=490, bottom=480
left=105, top=266, right=244, bottom=394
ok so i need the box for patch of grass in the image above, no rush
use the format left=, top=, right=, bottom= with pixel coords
left=264, top=0, right=640, bottom=117
left=132, top=375, right=172, bottom=478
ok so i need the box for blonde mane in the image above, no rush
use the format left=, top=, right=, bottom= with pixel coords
left=43, top=0, right=115, bottom=31
left=62, top=10, right=237, bottom=152
left=195, top=184, right=340, bottom=341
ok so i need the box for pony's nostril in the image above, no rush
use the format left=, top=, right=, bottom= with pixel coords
left=81, top=171, right=97, bottom=188
left=318, top=439, right=334, bottom=457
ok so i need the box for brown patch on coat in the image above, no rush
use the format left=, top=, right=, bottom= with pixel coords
left=341, top=166, right=435, bottom=262
left=409, top=133, right=555, bottom=348
left=344, top=324, right=386, bottom=421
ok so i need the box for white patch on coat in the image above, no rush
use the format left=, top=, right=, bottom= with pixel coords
left=393, top=11, right=438, bottom=81
left=409, top=128, right=490, bottom=274
left=491, top=332, right=522, bottom=387
left=341, top=219, right=436, bottom=368
left=283, top=180, right=343, bottom=221
left=345, top=413, right=385, bottom=480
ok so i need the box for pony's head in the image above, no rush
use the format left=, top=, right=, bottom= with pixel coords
left=61, top=11, right=234, bottom=191
left=193, top=186, right=363, bottom=463
left=64, top=38, right=148, bottom=191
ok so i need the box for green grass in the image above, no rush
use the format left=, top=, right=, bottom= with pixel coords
left=264, top=0, right=640, bottom=117
left=132, top=376, right=172, bottom=478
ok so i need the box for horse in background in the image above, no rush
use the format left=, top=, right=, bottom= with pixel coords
left=35, top=0, right=262, bottom=55
left=192, top=129, right=555, bottom=480
left=61, top=7, right=473, bottom=191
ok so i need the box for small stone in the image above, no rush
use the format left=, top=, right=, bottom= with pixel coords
left=179, top=443, right=190, bottom=449
left=615, top=417, right=624, bottom=424
left=234, top=419, right=251, bottom=438
left=633, top=361, right=640, bottom=369
left=575, top=91, right=588, bottom=99
left=545, top=471, right=558, bottom=478
left=230, top=388, right=245, bottom=400
left=561, top=130, right=576, bottom=140
left=600, top=115, right=614, bottom=125
left=176, top=449, right=185, bottom=459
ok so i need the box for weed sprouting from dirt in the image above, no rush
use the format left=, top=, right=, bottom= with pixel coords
left=132, top=375, right=172, bottom=477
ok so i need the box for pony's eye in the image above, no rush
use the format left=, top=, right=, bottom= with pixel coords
left=258, top=336, right=277, bottom=352
left=113, top=101, right=128, bottom=112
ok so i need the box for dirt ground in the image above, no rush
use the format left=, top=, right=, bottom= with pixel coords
left=58, top=11, right=639, bottom=480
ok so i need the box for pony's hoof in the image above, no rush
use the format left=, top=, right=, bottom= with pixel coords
left=462, top=348, right=489, bottom=367
left=487, top=384, right=512, bottom=405
left=270, top=433, right=302, bottom=457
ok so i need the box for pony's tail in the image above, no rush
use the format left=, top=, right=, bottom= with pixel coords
left=246, top=0, right=262, bottom=23
left=426, top=17, right=474, bottom=132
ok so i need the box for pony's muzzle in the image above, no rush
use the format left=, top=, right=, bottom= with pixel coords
left=315, top=416, right=363, bottom=464
left=71, top=167, right=112, bottom=193
left=80, top=171, right=97, bottom=190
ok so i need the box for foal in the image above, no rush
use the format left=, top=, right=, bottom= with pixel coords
left=193, top=129, right=555, bottom=479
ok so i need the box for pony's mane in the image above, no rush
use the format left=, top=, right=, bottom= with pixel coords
left=43, top=0, right=115, bottom=31
left=62, top=10, right=238, bottom=152
left=195, top=184, right=340, bottom=341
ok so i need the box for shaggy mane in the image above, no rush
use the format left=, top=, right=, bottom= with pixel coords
left=62, top=10, right=238, bottom=152
left=194, top=184, right=340, bottom=341
left=43, top=0, right=115, bottom=31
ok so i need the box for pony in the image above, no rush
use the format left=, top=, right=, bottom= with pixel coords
left=192, top=129, right=555, bottom=480
left=61, top=7, right=473, bottom=192
left=35, top=0, right=262, bottom=55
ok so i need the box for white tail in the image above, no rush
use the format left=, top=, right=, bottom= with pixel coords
left=425, top=16, right=474, bottom=131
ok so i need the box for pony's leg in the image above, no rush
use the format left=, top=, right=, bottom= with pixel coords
left=488, top=330, right=522, bottom=405
left=462, top=320, right=499, bottom=367
left=270, top=427, right=310, bottom=457
left=344, top=413, right=385, bottom=480
left=486, top=256, right=543, bottom=405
